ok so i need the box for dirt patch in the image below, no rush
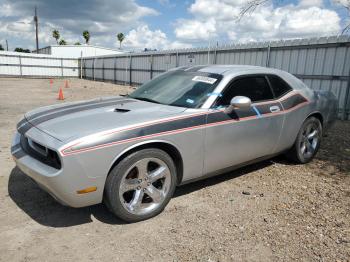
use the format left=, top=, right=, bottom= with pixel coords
left=0, top=78, right=349, bottom=262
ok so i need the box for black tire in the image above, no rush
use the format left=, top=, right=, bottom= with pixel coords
left=286, top=116, right=322, bottom=164
left=104, top=148, right=177, bottom=222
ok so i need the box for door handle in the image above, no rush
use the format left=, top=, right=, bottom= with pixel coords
left=270, top=105, right=280, bottom=113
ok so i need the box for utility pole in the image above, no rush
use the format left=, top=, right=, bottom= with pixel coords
left=5, top=39, right=8, bottom=51
left=34, top=6, right=39, bottom=53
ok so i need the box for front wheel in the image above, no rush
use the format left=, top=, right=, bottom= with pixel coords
left=104, top=148, right=177, bottom=222
left=286, top=116, right=322, bottom=164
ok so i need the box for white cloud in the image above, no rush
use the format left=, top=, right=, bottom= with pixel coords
left=0, top=0, right=159, bottom=50
left=175, top=19, right=217, bottom=41
left=175, top=0, right=342, bottom=43
left=123, top=25, right=192, bottom=51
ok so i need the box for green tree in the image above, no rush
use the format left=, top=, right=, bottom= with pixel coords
left=117, top=33, right=125, bottom=48
left=74, top=42, right=81, bottom=45
left=14, top=47, right=30, bottom=53
left=0, top=44, right=4, bottom=51
left=59, top=39, right=67, bottom=45
left=83, top=30, right=90, bottom=44
left=52, top=30, right=60, bottom=44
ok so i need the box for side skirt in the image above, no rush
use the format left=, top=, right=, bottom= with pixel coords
left=178, top=151, right=287, bottom=186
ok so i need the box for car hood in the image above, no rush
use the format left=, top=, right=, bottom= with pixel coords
left=24, top=96, right=186, bottom=141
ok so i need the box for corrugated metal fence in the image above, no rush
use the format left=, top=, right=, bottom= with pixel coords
left=82, top=36, right=350, bottom=120
left=0, top=51, right=79, bottom=77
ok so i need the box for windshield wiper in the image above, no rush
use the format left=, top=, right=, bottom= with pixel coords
left=132, top=97, right=162, bottom=104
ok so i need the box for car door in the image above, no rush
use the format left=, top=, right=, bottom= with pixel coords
left=203, top=75, right=285, bottom=175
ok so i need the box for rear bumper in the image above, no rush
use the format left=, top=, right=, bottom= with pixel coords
left=11, top=131, right=104, bottom=207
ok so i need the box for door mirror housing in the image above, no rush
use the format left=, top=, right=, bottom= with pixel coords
left=225, top=96, right=251, bottom=114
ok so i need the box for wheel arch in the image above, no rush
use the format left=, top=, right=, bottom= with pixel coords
left=106, top=140, right=184, bottom=186
left=307, top=111, right=324, bottom=126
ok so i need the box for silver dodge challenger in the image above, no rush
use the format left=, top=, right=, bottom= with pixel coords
left=12, top=65, right=338, bottom=222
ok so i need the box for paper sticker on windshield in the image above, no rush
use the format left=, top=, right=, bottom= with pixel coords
left=192, top=76, right=217, bottom=84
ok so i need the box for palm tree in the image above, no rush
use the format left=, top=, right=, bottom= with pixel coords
left=59, top=39, right=67, bottom=45
left=52, top=30, right=60, bottom=44
left=83, top=30, right=90, bottom=44
left=117, top=33, right=125, bottom=49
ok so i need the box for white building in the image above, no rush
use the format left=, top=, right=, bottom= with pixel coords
left=36, top=45, right=125, bottom=58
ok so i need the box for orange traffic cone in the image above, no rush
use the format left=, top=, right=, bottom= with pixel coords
left=64, top=80, right=69, bottom=88
left=58, top=88, right=64, bottom=100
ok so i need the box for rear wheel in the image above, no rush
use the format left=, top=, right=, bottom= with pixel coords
left=104, top=148, right=177, bottom=222
left=286, top=116, right=322, bottom=164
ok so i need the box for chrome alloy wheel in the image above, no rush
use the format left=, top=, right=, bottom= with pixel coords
left=300, top=122, right=320, bottom=158
left=119, top=157, right=171, bottom=216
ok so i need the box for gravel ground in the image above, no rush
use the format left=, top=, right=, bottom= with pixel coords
left=0, top=78, right=349, bottom=262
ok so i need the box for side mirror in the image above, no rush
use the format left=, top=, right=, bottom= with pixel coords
left=224, top=96, right=251, bottom=114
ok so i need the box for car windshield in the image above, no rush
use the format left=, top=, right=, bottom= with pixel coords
left=128, top=70, right=223, bottom=108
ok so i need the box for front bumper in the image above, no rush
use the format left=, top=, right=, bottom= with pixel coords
left=11, top=131, right=104, bottom=207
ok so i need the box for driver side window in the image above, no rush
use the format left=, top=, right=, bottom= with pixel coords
left=216, top=76, right=274, bottom=106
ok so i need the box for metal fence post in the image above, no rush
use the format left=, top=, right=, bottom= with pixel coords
left=343, top=69, right=350, bottom=120
left=150, top=55, right=153, bottom=80
left=80, top=51, right=83, bottom=79
left=102, top=58, right=105, bottom=81
left=84, top=59, right=87, bottom=79
left=18, top=55, right=22, bottom=76
left=61, top=58, right=64, bottom=77
left=266, top=44, right=271, bottom=67
left=93, top=58, right=95, bottom=81
left=214, top=48, right=217, bottom=64
left=114, top=57, right=117, bottom=84
left=129, top=55, right=132, bottom=86
left=80, top=58, right=83, bottom=79
left=176, top=52, right=179, bottom=67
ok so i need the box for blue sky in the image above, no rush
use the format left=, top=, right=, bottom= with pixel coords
left=0, top=0, right=348, bottom=51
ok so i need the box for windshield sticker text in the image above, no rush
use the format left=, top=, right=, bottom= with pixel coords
left=192, top=76, right=217, bottom=84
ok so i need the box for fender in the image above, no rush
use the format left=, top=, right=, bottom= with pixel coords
left=107, top=139, right=183, bottom=174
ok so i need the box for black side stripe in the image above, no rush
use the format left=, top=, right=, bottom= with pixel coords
left=63, top=93, right=309, bottom=155
left=68, top=114, right=207, bottom=152
left=281, top=94, right=308, bottom=110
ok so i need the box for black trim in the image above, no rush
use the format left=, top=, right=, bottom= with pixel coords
left=20, top=135, right=61, bottom=169
left=13, top=149, right=27, bottom=159
left=265, top=74, right=293, bottom=99
left=212, top=73, right=277, bottom=108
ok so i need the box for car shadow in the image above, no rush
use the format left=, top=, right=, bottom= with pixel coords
left=8, top=159, right=275, bottom=228
left=8, top=167, right=126, bottom=227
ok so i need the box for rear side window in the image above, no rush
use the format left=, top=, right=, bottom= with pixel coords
left=217, top=76, right=274, bottom=106
left=267, top=75, right=292, bottom=98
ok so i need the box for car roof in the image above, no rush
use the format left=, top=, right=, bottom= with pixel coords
left=178, top=64, right=283, bottom=75
left=176, top=65, right=307, bottom=90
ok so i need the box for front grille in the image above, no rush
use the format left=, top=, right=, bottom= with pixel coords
left=20, top=135, right=62, bottom=169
